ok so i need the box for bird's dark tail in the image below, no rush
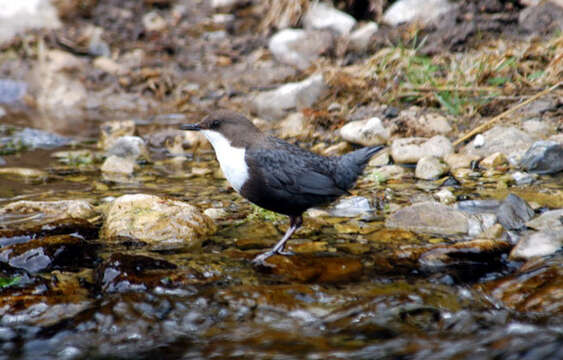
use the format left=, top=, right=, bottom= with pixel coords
left=336, top=145, right=384, bottom=190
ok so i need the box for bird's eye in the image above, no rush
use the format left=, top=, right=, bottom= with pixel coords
left=211, top=120, right=220, bottom=128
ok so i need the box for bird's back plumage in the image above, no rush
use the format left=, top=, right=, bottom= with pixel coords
left=240, top=136, right=382, bottom=216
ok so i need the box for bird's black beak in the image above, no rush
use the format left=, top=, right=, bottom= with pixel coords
left=180, top=123, right=201, bottom=131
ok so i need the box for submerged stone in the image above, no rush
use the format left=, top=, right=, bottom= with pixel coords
left=0, top=234, right=98, bottom=273
left=0, top=199, right=96, bottom=223
left=386, top=201, right=468, bottom=236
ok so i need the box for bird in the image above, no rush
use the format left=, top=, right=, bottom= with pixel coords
left=180, top=110, right=383, bottom=265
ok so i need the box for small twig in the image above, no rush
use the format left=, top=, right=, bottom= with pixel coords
left=403, top=85, right=499, bottom=93
left=453, top=82, right=562, bottom=147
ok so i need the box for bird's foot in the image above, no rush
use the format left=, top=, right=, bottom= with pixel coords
left=251, top=250, right=276, bottom=267
left=251, top=248, right=294, bottom=267
left=276, top=249, right=294, bottom=256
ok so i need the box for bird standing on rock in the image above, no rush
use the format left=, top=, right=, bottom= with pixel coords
left=181, top=111, right=383, bottom=265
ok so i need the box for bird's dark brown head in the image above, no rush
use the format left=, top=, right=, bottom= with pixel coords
left=180, top=110, right=263, bottom=147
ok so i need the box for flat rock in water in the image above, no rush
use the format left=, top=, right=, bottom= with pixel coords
left=496, top=194, right=534, bottom=230
left=478, top=255, right=563, bottom=313
left=106, top=136, right=149, bottom=161
left=100, top=194, right=216, bottom=250
left=509, top=230, right=563, bottom=260
left=525, top=208, right=563, bottom=231
left=385, top=201, right=468, bottom=236
left=0, top=199, right=95, bottom=222
left=0, top=234, right=97, bottom=273
left=263, top=254, right=363, bottom=283
left=519, top=141, right=563, bottom=175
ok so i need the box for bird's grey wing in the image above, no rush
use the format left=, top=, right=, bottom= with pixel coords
left=248, top=147, right=345, bottom=197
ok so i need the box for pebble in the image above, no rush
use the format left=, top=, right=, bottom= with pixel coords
left=268, top=28, right=333, bottom=70
left=348, top=22, right=378, bottom=52
left=415, top=156, right=449, bottom=180
left=251, top=73, right=328, bottom=121
left=382, top=0, right=455, bottom=26
left=339, top=117, right=390, bottom=146
left=303, top=2, right=357, bottom=36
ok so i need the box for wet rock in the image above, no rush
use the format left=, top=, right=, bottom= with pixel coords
left=339, top=117, right=390, bottom=146
left=0, top=167, right=47, bottom=180
left=0, top=218, right=98, bottom=247
left=444, top=153, right=480, bottom=170
left=98, top=120, right=136, bottom=150
left=386, top=201, right=468, bottom=236
left=374, top=165, right=406, bottom=181
left=511, top=171, right=537, bottom=185
left=456, top=199, right=502, bottom=214
left=330, top=196, right=371, bottom=218
left=347, top=22, right=378, bottom=52
left=435, top=189, right=455, bottom=205
left=100, top=155, right=136, bottom=177
left=478, top=255, right=563, bottom=313
left=509, top=230, right=563, bottom=260
left=261, top=254, right=363, bottom=283
left=415, top=156, right=449, bottom=180
left=526, top=209, right=563, bottom=231
left=303, top=2, right=357, bottom=36
left=398, top=108, right=453, bottom=136
left=480, top=152, right=508, bottom=170
left=6, top=128, right=70, bottom=150
left=0, top=234, right=97, bottom=273
left=251, top=73, right=328, bottom=121
left=463, top=126, right=534, bottom=164
left=0, top=199, right=95, bottom=223
left=101, top=194, right=216, bottom=250
left=268, top=29, right=334, bottom=70
left=419, top=238, right=512, bottom=272
left=0, top=79, right=27, bottom=104
left=106, top=136, right=149, bottom=161
left=0, top=0, right=61, bottom=44
left=519, top=141, right=563, bottom=175
left=496, top=194, right=535, bottom=231
left=391, top=136, right=453, bottom=164
left=466, top=213, right=498, bottom=237
left=383, top=0, right=455, bottom=26
left=203, top=207, right=227, bottom=220
left=95, top=253, right=208, bottom=293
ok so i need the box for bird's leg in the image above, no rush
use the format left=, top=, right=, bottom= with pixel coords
left=252, top=215, right=302, bottom=265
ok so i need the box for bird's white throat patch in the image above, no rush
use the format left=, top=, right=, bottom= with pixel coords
left=201, top=130, right=249, bottom=192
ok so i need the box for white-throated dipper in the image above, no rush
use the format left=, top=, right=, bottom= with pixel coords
left=181, top=111, right=383, bottom=265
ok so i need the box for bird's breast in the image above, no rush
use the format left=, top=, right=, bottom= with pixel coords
left=202, top=130, right=249, bottom=193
